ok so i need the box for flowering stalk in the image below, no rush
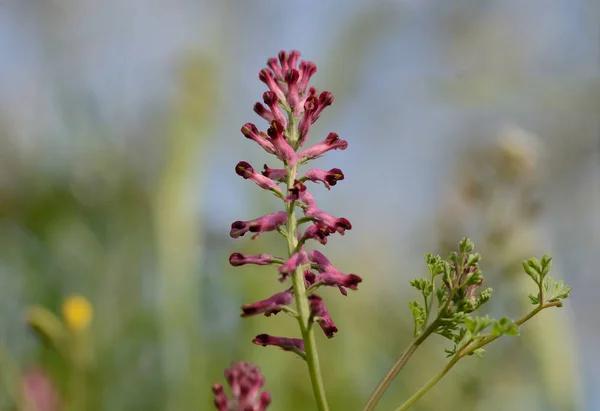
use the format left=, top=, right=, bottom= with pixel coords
left=228, top=51, right=361, bottom=411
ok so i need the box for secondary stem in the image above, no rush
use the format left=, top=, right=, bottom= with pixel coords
left=395, top=355, right=460, bottom=411
left=285, top=115, right=330, bottom=411
left=362, top=319, right=440, bottom=411
left=394, top=301, right=562, bottom=411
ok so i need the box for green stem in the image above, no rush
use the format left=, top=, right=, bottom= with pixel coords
left=362, top=319, right=440, bottom=411
left=395, top=355, right=460, bottom=411
left=285, top=116, right=330, bottom=411
left=394, top=301, right=562, bottom=411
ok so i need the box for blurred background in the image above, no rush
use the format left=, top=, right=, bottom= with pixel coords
left=0, top=0, right=598, bottom=410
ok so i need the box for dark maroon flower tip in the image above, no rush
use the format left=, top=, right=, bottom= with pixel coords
left=241, top=291, right=293, bottom=318
left=235, top=161, right=282, bottom=194
left=285, top=69, right=300, bottom=85
left=229, top=253, right=276, bottom=267
left=263, top=91, right=278, bottom=106
left=230, top=221, right=249, bottom=239
left=212, top=362, right=271, bottom=411
left=304, top=270, right=317, bottom=284
left=285, top=69, right=301, bottom=114
left=252, top=334, right=305, bottom=353
left=303, top=168, right=345, bottom=189
left=308, top=295, right=339, bottom=338
left=235, top=161, right=254, bottom=178
left=262, top=165, right=287, bottom=182
left=230, top=211, right=288, bottom=239
left=284, top=180, right=307, bottom=202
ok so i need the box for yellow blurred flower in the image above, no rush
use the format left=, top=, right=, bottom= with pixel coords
left=62, top=295, right=93, bottom=331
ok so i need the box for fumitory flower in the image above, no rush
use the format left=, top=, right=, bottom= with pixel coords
left=227, top=50, right=362, bottom=410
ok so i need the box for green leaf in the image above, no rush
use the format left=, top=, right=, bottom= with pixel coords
left=476, top=287, right=493, bottom=308
left=410, top=278, right=433, bottom=297
left=465, top=269, right=483, bottom=285
left=464, top=315, right=493, bottom=337
left=540, top=254, right=552, bottom=278
left=449, top=251, right=460, bottom=266
left=543, top=277, right=572, bottom=303
left=436, top=285, right=447, bottom=305
left=527, top=257, right=542, bottom=273
left=459, top=237, right=474, bottom=254
left=409, top=301, right=426, bottom=329
left=471, top=348, right=486, bottom=358
left=528, top=293, right=540, bottom=305
left=444, top=346, right=457, bottom=357
left=492, top=317, right=520, bottom=337
left=522, top=260, right=539, bottom=283
left=466, top=253, right=481, bottom=268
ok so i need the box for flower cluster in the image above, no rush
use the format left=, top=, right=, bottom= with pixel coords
left=229, top=50, right=362, bottom=353
left=212, top=362, right=271, bottom=411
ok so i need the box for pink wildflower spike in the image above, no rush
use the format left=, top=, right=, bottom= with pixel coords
left=263, top=91, right=287, bottom=126
left=230, top=51, right=362, bottom=376
left=235, top=161, right=283, bottom=195
left=252, top=334, right=305, bottom=353
left=278, top=250, right=309, bottom=282
left=241, top=291, right=293, bottom=317
left=308, top=295, right=338, bottom=338
left=285, top=69, right=301, bottom=115
left=230, top=211, right=288, bottom=239
left=261, top=164, right=287, bottom=182
left=258, top=69, right=286, bottom=102
left=302, top=168, right=345, bottom=189
left=305, top=209, right=351, bottom=235
left=298, top=132, right=348, bottom=160
left=266, top=121, right=297, bottom=165
left=212, top=362, right=271, bottom=411
left=241, top=123, right=276, bottom=154
left=229, top=253, right=280, bottom=267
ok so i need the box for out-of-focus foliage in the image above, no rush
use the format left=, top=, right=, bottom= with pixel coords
left=0, top=1, right=596, bottom=410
